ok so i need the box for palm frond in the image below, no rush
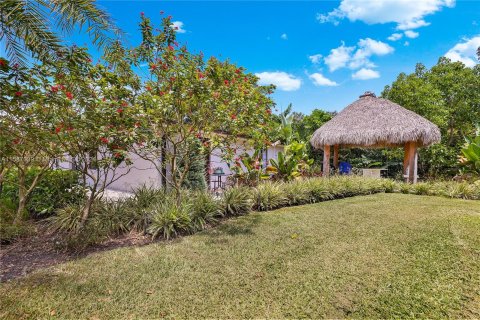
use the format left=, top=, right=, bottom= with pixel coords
left=0, top=0, right=121, bottom=65
left=49, top=0, right=122, bottom=48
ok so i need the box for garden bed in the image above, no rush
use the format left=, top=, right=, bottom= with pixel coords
left=0, top=223, right=150, bottom=282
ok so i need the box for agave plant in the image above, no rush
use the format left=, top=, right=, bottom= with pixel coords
left=459, top=124, right=480, bottom=175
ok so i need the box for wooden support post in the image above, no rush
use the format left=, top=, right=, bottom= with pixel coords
left=403, top=143, right=410, bottom=182
left=323, top=145, right=331, bottom=177
left=333, top=145, right=339, bottom=170
left=408, top=142, right=418, bottom=183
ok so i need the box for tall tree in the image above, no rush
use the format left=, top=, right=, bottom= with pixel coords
left=0, top=0, right=119, bottom=65
left=382, top=57, right=480, bottom=177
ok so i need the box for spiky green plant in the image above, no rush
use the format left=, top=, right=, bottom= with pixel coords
left=48, top=203, right=84, bottom=234
left=190, top=191, right=222, bottom=230
left=253, top=182, right=287, bottom=211
left=411, top=182, right=430, bottom=195
left=147, top=197, right=192, bottom=240
left=221, top=186, right=253, bottom=216
left=282, top=179, right=313, bottom=205
left=133, top=185, right=166, bottom=209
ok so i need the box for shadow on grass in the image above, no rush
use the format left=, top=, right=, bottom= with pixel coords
left=202, top=213, right=263, bottom=239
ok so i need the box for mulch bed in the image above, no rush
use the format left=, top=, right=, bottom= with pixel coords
left=0, top=223, right=151, bottom=282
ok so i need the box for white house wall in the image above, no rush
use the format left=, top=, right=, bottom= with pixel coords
left=56, top=153, right=162, bottom=193
left=58, top=141, right=283, bottom=192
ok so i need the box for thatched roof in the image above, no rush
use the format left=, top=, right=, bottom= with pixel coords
left=310, top=92, right=441, bottom=149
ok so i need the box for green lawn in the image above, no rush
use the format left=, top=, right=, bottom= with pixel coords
left=1, top=194, right=480, bottom=319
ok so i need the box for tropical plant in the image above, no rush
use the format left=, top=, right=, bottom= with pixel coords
left=276, top=103, right=295, bottom=144
left=282, top=179, right=313, bottom=206
left=0, top=0, right=119, bottom=65
left=0, top=59, right=66, bottom=222
left=1, top=48, right=140, bottom=226
left=133, top=185, right=166, bottom=210
left=231, top=149, right=270, bottom=186
left=459, top=124, right=480, bottom=175
left=269, top=141, right=313, bottom=181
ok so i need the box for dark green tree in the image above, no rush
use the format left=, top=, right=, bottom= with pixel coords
left=382, top=57, right=480, bottom=177
left=180, top=141, right=207, bottom=191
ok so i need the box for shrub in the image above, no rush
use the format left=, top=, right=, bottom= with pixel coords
left=282, top=179, right=314, bottom=206
left=190, top=191, right=222, bottom=230
left=93, top=199, right=134, bottom=235
left=399, top=183, right=412, bottom=194
left=0, top=199, right=33, bottom=244
left=382, top=179, right=398, bottom=193
left=132, top=185, right=166, bottom=209
left=48, top=199, right=136, bottom=250
left=304, top=178, right=334, bottom=202
left=221, top=186, right=254, bottom=216
left=47, top=203, right=103, bottom=250
left=147, top=197, right=192, bottom=240
left=1, top=168, right=84, bottom=216
left=445, top=182, right=479, bottom=200
left=253, top=182, right=287, bottom=211
left=48, top=203, right=84, bottom=234
left=411, top=182, right=431, bottom=195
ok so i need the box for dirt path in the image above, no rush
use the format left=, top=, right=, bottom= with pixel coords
left=0, top=224, right=150, bottom=282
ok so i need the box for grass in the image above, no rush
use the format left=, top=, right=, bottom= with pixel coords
left=1, top=194, right=480, bottom=319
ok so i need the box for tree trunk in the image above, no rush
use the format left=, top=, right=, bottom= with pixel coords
left=80, top=191, right=96, bottom=228
left=0, top=167, right=5, bottom=196
left=14, top=172, right=27, bottom=224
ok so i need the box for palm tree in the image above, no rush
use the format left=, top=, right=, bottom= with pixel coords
left=0, top=0, right=120, bottom=65
left=278, top=103, right=295, bottom=145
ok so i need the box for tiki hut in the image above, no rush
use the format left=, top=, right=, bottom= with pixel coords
left=310, top=91, right=441, bottom=183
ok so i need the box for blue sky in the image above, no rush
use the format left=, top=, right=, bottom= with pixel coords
left=3, top=1, right=480, bottom=114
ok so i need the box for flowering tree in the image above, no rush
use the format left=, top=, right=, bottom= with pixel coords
left=46, top=47, right=141, bottom=225
left=1, top=47, right=141, bottom=225
left=0, top=58, right=63, bottom=222
left=129, top=14, right=276, bottom=197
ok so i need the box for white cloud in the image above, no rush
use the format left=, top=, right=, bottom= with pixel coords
left=171, top=21, right=186, bottom=33
left=352, top=68, right=380, bottom=80
left=445, top=36, right=480, bottom=68
left=397, top=20, right=430, bottom=30
left=404, top=30, right=419, bottom=38
left=351, top=38, right=394, bottom=70
left=281, top=33, right=288, bottom=40
left=309, top=73, right=338, bottom=86
left=308, top=54, right=323, bottom=64
left=317, top=0, right=455, bottom=31
left=404, top=41, right=410, bottom=46
left=388, top=33, right=403, bottom=41
left=324, top=43, right=355, bottom=71
left=322, top=38, right=393, bottom=79
left=255, top=71, right=301, bottom=91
